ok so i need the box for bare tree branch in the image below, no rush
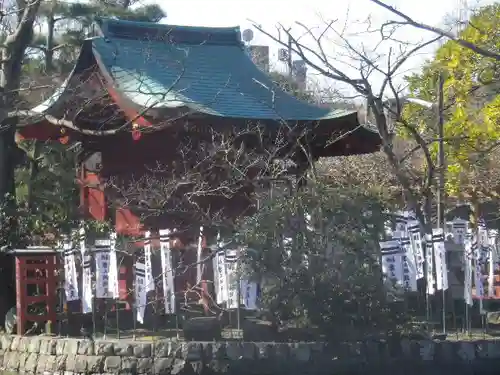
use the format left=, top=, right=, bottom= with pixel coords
left=369, top=0, right=500, bottom=60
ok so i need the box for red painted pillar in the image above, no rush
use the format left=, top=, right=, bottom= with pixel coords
left=15, top=256, right=26, bottom=335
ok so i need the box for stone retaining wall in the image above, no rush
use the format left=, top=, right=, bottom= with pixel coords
left=2, top=334, right=500, bottom=374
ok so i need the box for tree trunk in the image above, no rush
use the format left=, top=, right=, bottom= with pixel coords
left=0, top=0, right=42, bottom=236
left=45, top=13, right=56, bottom=72
left=27, top=141, right=41, bottom=210
left=370, top=96, right=432, bottom=231
left=0, top=117, right=17, bottom=200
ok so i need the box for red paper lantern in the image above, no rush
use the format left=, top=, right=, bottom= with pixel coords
left=132, top=129, right=141, bottom=141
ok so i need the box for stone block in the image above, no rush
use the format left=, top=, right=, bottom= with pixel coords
left=10, top=336, right=21, bottom=351
left=241, top=343, right=256, bottom=360
left=155, top=340, right=178, bottom=357
left=476, top=341, right=490, bottom=359
left=104, top=356, right=122, bottom=372
left=170, top=358, right=187, bottom=375
left=54, top=354, right=67, bottom=371
left=55, top=339, right=66, bottom=355
left=199, top=342, right=213, bottom=360
left=153, top=357, right=175, bottom=375
left=132, top=342, right=152, bottom=358
left=74, top=354, right=89, bottom=373
left=120, top=356, right=138, bottom=373
left=457, top=341, right=476, bottom=362
left=77, top=340, right=94, bottom=355
left=39, top=339, right=51, bottom=355
left=85, top=357, right=105, bottom=375
left=65, top=353, right=78, bottom=372
left=485, top=342, right=500, bottom=359
left=5, top=351, right=20, bottom=371
left=256, top=343, right=273, bottom=360
left=64, top=339, right=80, bottom=355
left=225, top=342, right=242, bottom=361
left=18, top=337, right=30, bottom=352
left=206, top=359, right=230, bottom=374
left=187, top=360, right=204, bottom=375
left=114, top=342, right=133, bottom=356
left=437, top=341, right=455, bottom=362
left=386, top=337, right=404, bottom=359
left=274, top=343, right=290, bottom=360
left=309, top=342, right=325, bottom=354
left=39, top=354, right=56, bottom=373
left=18, top=352, right=28, bottom=369
left=418, top=340, right=435, bottom=361
left=347, top=341, right=363, bottom=358
left=137, top=357, right=153, bottom=373
left=1, top=335, right=13, bottom=351
left=182, top=342, right=202, bottom=361
left=96, top=341, right=114, bottom=356
left=24, top=352, right=39, bottom=373
left=400, top=338, right=412, bottom=359
left=290, top=343, right=311, bottom=362
left=210, top=342, right=226, bottom=360
left=27, top=338, right=41, bottom=353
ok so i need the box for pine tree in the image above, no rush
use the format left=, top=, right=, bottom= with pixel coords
left=16, top=1, right=166, bottom=230
left=31, top=0, right=166, bottom=73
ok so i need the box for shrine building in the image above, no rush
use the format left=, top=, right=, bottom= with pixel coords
left=10, top=18, right=384, bottom=322
left=17, top=18, right=381, bottom=239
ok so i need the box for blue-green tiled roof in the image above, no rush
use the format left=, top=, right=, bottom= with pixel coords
left=92, top=18, right=357, bottom=121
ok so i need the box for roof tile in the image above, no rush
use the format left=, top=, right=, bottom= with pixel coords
left=93, top=18, right=356, bottom=121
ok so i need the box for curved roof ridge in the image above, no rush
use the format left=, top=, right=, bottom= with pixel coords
left=95, top=17, right=242, bottom=46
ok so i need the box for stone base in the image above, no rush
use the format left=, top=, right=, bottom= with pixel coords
left=2, top=334, right=500, bottom=374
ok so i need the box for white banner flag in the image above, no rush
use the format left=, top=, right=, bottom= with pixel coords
left=79, top=227, right=86, bottom=257
left=400, top=236, right=418, bottom=291
left=225, top=249, right=239, bottom=309
left=79, top=229, right=93, bottom=313
left=464, top=232, right=473, bottom=306
left=472, top=237, right=484, bottom=298
left=425, top=234, right=436, bottom=295
left=63, top=237, right=79, bottom=302
left=488, top=230, right=498, bottom=298
left=144, top=231, right=154, bottom=293
left=451, top=218, right=468, bottom=245
left=108, top=233, right=119, bottom=299
left=380, top=240, right=404, bottom=285
left=478, top=221, right=489, bottom=247
left=159, top=229, right=176, bottom=314
left=82, top=254, right=93, bottom=313
left=196, top=226, right=204, bottom=285
left=214, top=234, right=228, bottom=305
left=134, top=262, right=147, bottom=324
left=240, top=280, right=258, bottom=310
left=475, top=260, right=484, bottom=298
left=407, top=220, right=425, bottom=279
left=394, top=211, right=407, bottom=233
left=94, top=240, right=111, bottom=299
left=433, top=228, right=448, bottom=291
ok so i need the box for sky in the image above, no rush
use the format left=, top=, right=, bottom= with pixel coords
left=148, top=0, right=489, bottom=98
